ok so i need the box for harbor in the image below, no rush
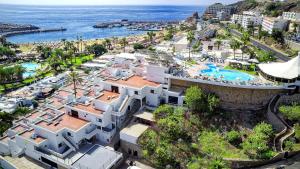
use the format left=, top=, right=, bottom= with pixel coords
left=93, top=20, right=179, bottom=31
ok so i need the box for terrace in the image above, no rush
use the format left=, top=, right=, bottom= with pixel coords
left=19, top=129, right=46, bottom=144
left=96, top=90, right=120, bottom=103
left=106, top=75, right=160, bottom=88
left=35, top=114, right=89, bottom=132
left=73, top=103, right=104, bottom=116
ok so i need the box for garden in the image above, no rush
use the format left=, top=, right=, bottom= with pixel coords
left=138, top=86, right=276, bottom=169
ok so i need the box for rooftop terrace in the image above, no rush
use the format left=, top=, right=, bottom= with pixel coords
left=19, top=130, right=46, bottom=144
left=106, top=75, right=160, bottom=88
left=96, top=90, right=120, bottom=103
left=36, top=114, right=89, bottom=132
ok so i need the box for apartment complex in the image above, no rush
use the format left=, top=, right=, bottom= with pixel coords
left=262, top=17, right=289, bottom=34
left=231, top=11, right=263, bottom=29
left=282, top=12, right=300, bottom=22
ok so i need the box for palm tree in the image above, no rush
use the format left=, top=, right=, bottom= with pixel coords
left=215, top=39, right=222, bottom=50
left=147, top=31, right=156, bottom=44
left=14, top=65, right=25, bottom=80
left=104, top=38, right=112, bottom=50
left=120, top=37, right=128, bottom=53
left=230, top=39, right=241, bottom=60
left=187, top=31, right=195, bottom=60
left=241, top=32, right=250, bottom=60
left=67, top=70, right=83, bottom=99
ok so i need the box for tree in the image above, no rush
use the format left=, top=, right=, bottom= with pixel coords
left=242, top=122, right=274, bottom=159
left=104, top=38, right=112, bottom=50
left=271, top=29, right=284, bottom=45
left=207, top=93, right=220, bottom=113
left=67, top=70, right=83, bottom=99
left=185, top=86, right=206, bottom=112
left=241, top=32, right=250, bottom=60
left=87, top=44, right=107, bottom=57
left=133, top=43, right=144, bottom=51
left=147, top=31, right=156, bottom=44
left=120, top=37, right=128, bottom=52
left=187, top=31, right=195, bottom=60
left=230, top=39, right=241, bottom=60
left=215, top=39, right=222, bottom=50
left=248, top=23, right=255, bottom=37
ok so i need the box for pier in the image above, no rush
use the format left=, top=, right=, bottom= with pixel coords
left=0, top=28, right=67, bottom=38
left=93, top=20, right=179, bottom=31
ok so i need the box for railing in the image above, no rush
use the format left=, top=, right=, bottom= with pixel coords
left=268, top=94, right=295, bottom=152
left=62, top=134, right=78, bottom=151
left=118, top=95, right=129, bottom=112
left=85, top=126, right=98, bottom=140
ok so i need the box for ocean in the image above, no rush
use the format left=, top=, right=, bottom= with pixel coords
left=0, top=5, right=205, bottom=44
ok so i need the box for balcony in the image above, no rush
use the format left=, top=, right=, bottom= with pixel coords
left=85, top=125, right=98, bottom=140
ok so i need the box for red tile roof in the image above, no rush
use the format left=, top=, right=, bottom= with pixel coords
left=106, top=75, right=160, bottom=88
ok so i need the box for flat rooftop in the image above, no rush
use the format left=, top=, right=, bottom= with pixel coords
left=26, top=112, right=42, bottom=121
left=57, top=90, right=71, bottom=98
left=134, top=111, right=154, bottom=122
left=106, top=75, right=160, bottom=88
left=72, top=145, right=122, bottom=169
left=19, top=130, right=46, bottom=144
left=36, top=114, right=89, bottom=132
left=96, top=90, right=120, bottom=103
left=11, top=125, right=27, bottom=133
left=47, top=97, right=65, bottom=108
left=73, top=103, right=104, bottom=116
left=120, top=123, right=149, bottom=139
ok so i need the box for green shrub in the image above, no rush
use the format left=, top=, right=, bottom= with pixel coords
left=294, top=124, right=300, bottom=140
left=133, top=43, right=145, bottom=50
left=225, top=130, right=241, bottom=144
left=279, top=103, right=300, bottom=122
left=284, top=140, right=294, bottom=151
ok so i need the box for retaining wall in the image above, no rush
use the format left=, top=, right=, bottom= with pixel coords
left=170, top=77, right=290, bottom=110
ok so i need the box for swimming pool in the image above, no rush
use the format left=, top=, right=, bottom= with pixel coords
left=200, top=64, right=254, bottom=81
left=21, top=62, right=40, bottom=78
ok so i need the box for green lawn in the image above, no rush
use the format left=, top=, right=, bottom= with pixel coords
left=224, top=65, right=257, bottom=76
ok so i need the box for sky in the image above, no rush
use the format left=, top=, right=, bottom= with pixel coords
left=0, top=0, right=240, bottom=6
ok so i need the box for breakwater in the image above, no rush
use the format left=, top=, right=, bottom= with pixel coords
left=0, top=28, right=67, bottom=38
left=93, top=20, right=179, bottom=31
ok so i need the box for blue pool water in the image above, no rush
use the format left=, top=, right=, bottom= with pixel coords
left=200, top=64, right=254, bottom=81
left=21, top=62, right=40, bottom=78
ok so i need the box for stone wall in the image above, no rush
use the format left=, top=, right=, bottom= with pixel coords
left=170, top=77, right=290, bottom=110
left=278, top=94, right=300, bottom=105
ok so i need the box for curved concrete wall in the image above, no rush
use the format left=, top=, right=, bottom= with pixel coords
left=170, top=77, right=290, bottom=110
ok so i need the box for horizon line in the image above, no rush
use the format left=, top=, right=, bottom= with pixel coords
left=0, top=3, right=206, bottom=7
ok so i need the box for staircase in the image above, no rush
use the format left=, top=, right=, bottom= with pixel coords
left=268, top=94, right=295, bottom=152
left=62, top=133, right=78, bottom=151
left=120, top=99, right=141, bottom=129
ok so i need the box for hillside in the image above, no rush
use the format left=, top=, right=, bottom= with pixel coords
left=228, top=0, right=300, bottom=16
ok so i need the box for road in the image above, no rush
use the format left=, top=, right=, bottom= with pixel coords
left=230, top=29, right=291, bottom=62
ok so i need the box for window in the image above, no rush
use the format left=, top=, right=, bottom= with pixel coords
left=134, top=91, right=138, bottom=95
left=67, top=132, right=72, bottom=137
left=98, top=118, right=102, bottom=123
left=150, top=90, right=155, bottom=94
left=58, top=143, right=63, bottom=148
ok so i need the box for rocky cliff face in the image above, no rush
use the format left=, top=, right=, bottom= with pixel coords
left=227, top=0, right=300, bottom=16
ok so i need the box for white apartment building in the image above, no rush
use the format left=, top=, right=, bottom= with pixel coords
left=0, top=53, right=169, bottom=169
left=262, top=17, right=289, bottom=34
left=231, top=11, right=263, bottom=29
left=231, top=14, right=243, bottom=24
left=282, top=12, right=300, bottom=22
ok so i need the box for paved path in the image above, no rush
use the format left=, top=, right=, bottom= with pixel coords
left=230, top=29, right=291, bottom=62
left=255, top=153, right=300, bottom=169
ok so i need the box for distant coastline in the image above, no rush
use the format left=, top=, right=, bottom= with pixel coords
left=0, top=5, right=205, bottom=43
